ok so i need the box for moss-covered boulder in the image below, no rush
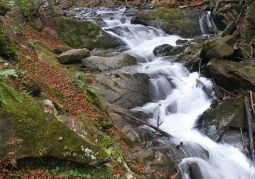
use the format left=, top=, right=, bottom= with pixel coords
left=207, top=58, right=255, bottom=91
left=0, top=91, right=109, bottom=165
left=200, top=35, right=233, bottom=60
left=16, top=0, right=42, bottom=30
left=0, top=23, right=18, bottom=57
left=203, top=98, right=245, bottom=142
left=132, top=7, right=201, bottom=37
left=26, top=39, right=60, bottom=67
left=55, top=17, right=124, bottom=50
left=0, top=0, right=10, bottom=16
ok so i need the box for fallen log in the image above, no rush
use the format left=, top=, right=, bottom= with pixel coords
left=112, top=109, right=172, bottom=138
left=244, top=97, right=255, bottom=161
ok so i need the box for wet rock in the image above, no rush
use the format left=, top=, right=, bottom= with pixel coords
left=207, top=59, right=255, bottom=91
left=190, top=163, right=203, bottom=179
left=203, top=98, right=245, bottom=142
left=221, top=130, right=248, bottom=150
left=55, top=17, right=124, bottom=49
left=89, top=71, right=150, bottom=109
left=200, top=35, right=233, bottom=60
left=206, top=43, right=234, bottom=59
left=133, top=7, right=201, bottom=37
left=57, top=48, right=90, bottom=64
left=153, top=44, right=174, bottom=56
left=81, top=54, right=137, bottom=71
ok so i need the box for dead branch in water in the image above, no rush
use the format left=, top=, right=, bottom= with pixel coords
left=112, top=109, right=172, bottom=138
left=249, top=91, right=255, bottom=116
left=244, top=97, right=255, bottom=161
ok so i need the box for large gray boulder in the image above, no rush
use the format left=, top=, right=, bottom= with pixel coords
left=81, top=54, right=137, bottom=72
left=207, top=59, right=255, bottom=91
left=89, top=71, right=150, bottom=109
left=203, top=98, right=245, bottom=142
left=57, top=48, right=90, bottom=64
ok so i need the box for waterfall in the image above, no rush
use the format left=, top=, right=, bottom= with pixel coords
left=76, top=7, right=255, bottom=179
left=199, top=11, right=218, bottom=35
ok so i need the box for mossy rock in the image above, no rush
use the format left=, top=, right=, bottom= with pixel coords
left=54, top=45, right=72, bottom=54
left=15, top=0, right=42, bottom=30
left=0, top=91, right=109, bottom=164
left=0, top=23, right=18, bottom=57
left=55, top=17, right=123, bottom=50
left=26, top=39, right=60, bottom=67
left=134, top=7, right=201, bottom=37
left=207, top=59, right=255, bottom=91
left=0, top=0, right=10, bottom=15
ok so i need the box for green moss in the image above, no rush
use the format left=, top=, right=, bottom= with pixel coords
left=0, top=23, right=18, bottom=57
left=0, top=0, right=10, bottom=15
left=28, top=40, right=61, bottom=67
left=55, top=17, right=120, bottom=49
left=138, top=7, right=183, bottom=21
left=1, top=92, right=46, bottom=155
left=42, top=116, right=85, bottom=158
left=43, top=83, right=64, bottom=102
left=55, top=17, right=100, bottom=49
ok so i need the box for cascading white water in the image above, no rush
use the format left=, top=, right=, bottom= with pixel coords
left=76, top=7, right=255, bottom=179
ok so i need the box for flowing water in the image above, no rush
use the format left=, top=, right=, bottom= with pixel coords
left=76, top=6, right=255, bottom=179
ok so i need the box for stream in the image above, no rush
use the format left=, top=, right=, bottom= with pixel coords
left=75, top=6, right=255, bottom=179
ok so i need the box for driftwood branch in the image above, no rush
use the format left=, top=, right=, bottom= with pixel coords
left=244, top=97, right=255, bottom=161
left=112, top=109, right=172, bottom=138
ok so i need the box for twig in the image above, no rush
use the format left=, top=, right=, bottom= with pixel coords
left=212, top=78, right=237, bottom=97
left=188, top=49, right=201, bottom=63
left=236, top=8, right=243, bottom=24
left=112, top=109, right=172, bottom=138
left=244, top=97, right=255, bottom=161
left=249, top=91, right=255, bottom=116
